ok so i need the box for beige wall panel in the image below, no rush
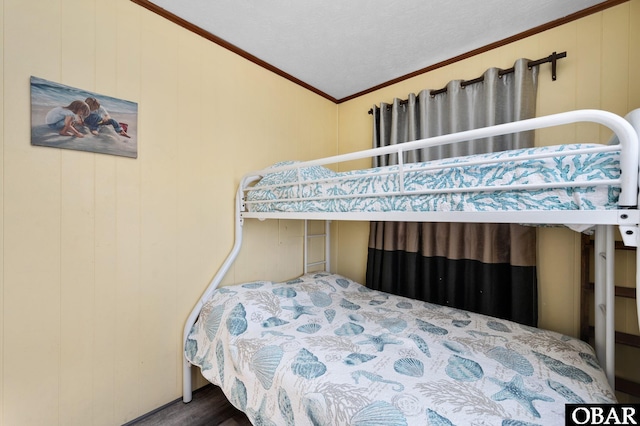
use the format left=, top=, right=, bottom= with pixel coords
left=336, top=88, right=385, bottom=174
left=535, top=23, right=578, bottom=147
left=336, top=98, right=371, bottom=154
left=615, top=249, right=633, bottom=288
left=631, top=0, right=640, bottom=110
left=113, top=158, right=142, bottom=423
left=59, top=151, right=96, bottom=425
left=536, top=228, right=578, bottom=336
left=477, top=44, right=517, bottom=74
left=3, top=0, right=63, bottom=424
left=197, top=42, right=228, bottom=275
left=200, top=48, right=242, bottom=291
left=174, top=30, right=222, bottom=394
left=617, top=344, right=640, bottom=383
left=93, top=155, right=118, bottom=426
left=538, top=26, right=577, bottom=110
left=335, top=221, right=370, bottom=283
left=90, top=3, right=121, bottom=424
left=61, top=0, right=96, bottom=90
left=226, top=64, right=280, bottom=173
left=112, top=2, right=143, bottom=423
left=58, top=1, right=98, bottom=424
left=614, top=245, right=640, bottom=335
left=234, top=219, right=280, bottom=282
left=509, top=36, right=542, bottom=65
left=601, top=3, right=631, bottom=118
left=249, top=65, right=337, bottom=166
left=138, top=15, right=181, bottom=416
left=575, top=13, right=603, bottom=142
left=235, top=67, right=275, bottom=168
left=95, top=0, right=119, bottom=92
left=279, top=220, right=305, bottom=279
left=307, top=220, right=326, bottom=235
left=621, top=297, right=640, bottom=335
left=613, top=296, right=640, bottom=341
left=624, top=249, right=637, bottom=289
left=296, top=95, right=338, bottom=162
left=115, top=1, right=142, bottom=108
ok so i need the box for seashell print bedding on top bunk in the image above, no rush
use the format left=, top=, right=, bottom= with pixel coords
left=185, top=272, right=615, bottom=425
left=245, top=144, right=621, bottom=219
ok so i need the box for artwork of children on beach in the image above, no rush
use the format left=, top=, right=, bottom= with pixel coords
left=30, top=76, right=138, bottom=158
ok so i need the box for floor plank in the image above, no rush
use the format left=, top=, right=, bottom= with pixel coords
left=124, top=385, right=252, bottom=426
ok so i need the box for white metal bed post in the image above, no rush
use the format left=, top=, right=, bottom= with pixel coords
left=182, top=176, right=257, bottom=403
left=325, top=220, right=331, bottom=272
left=593, top=225, right=616, bottom=389
left=605, top=226, right=615, bottom=390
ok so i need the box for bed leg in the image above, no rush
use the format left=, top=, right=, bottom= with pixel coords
left=183, top=359, right=193, bottom=403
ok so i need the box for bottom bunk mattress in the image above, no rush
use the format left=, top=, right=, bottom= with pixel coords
left=185, top=272, right=615, bottom=426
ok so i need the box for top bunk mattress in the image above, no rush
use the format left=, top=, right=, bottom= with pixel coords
left=245, top=144, right=622, bottom=215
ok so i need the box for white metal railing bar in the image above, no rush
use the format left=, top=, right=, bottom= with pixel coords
left=240, top=110, right=638, bottom=207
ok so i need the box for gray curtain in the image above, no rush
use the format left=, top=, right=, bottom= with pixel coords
left=374, top=59, right=538, bottom=164
left=366, top=58, right=540, bottom=325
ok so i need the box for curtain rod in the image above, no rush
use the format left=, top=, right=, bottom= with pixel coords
left=368, top=51, right=567, bottom=115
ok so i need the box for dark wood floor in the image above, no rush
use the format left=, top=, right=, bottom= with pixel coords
left=124, top=385, right=252, bottom=426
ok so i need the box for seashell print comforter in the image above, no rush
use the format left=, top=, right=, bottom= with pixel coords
left=185, top=272, right=616, bottom=425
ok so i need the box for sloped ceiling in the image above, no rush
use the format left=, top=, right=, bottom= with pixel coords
left=134, top=0, right=616, bottom=102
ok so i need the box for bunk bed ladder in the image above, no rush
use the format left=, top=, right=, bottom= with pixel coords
left=304, top=220, right=331, bottom=274
left=582, top=227, right=640, bottom=399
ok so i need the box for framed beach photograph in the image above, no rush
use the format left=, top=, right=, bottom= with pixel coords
left=30, top=76, right=138, bottom=158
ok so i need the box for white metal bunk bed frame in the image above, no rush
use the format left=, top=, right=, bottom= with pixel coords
left=183, top=109, right=640, bottom=403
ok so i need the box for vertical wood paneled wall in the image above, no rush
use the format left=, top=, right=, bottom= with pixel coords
left=0, top=0, right=337, bottom=424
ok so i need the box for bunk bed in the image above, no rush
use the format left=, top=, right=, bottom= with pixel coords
left=183, top=109, right=640, bottom=425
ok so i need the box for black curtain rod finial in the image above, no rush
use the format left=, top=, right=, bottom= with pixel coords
left=527, top=51, right=566, bottom=81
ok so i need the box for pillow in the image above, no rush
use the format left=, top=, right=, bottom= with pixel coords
left=257, top=161, right=337, bottom=186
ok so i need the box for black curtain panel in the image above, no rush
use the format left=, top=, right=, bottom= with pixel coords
left=366, top=222, right=537, bottom=326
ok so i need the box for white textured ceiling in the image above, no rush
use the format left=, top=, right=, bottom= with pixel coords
left=145, top=0, right=607, bottom=101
